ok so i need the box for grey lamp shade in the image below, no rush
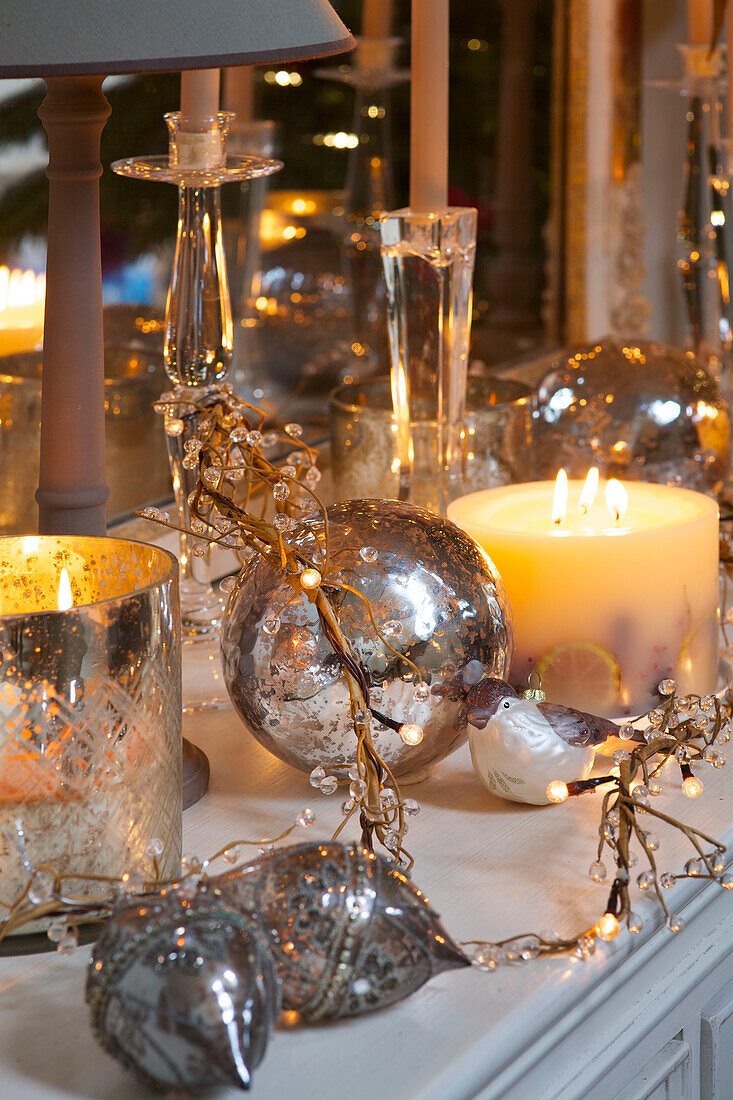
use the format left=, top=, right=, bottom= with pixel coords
left=0, top=0, right=354, bottom=76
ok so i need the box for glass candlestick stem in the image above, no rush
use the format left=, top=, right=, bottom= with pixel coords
left=380, top=206, right=477, bottom=515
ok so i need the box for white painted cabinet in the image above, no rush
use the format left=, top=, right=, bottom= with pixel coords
left=0, top=708, right=731, bottom=1100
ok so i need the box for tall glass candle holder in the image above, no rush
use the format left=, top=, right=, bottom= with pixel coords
left=380, top=207, right=477, bottom=515
left=0, top=535, right=181, bottom=934
left=113, top=115, right=281, bottom=716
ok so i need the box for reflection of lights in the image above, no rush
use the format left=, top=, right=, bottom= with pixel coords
left=545, top=386, right=574, bottom=422
left=264, top=70, right=303, bottom=86
left=365, top=105, right=385, bottom=119
left=696, top=400, right=719, bottom=419
left=649, top=398, right=681, bottom=425
left=467, top=38, right=487, bottom=51
left=313, top=131, right=359, bottom=149
left=712, top=210, right=726, bottom=226
left=291, top=198, right=316, bottom=215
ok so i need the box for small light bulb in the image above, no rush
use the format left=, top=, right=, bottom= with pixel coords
left=399, top=723, right=424, bottom=746
left=596, top=912, right=620, bottom=941
left=545, top=780, right=569, bottom=804
left=682, top=775, right=704, bottom=798
left=300, top=567, right=322, bottom=591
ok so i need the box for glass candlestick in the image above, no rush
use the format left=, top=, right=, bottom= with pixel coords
left=112, top=116, right=281, bottom=711
left=379, top=207, right=477, bottom=515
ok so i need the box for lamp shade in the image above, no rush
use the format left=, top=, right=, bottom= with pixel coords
left=0, top=0, right=354, bottom=77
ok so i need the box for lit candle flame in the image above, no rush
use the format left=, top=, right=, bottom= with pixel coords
left=578, top=467, right=599, bottom=515
left=551, top=469, right=568, bottom=526
left=605, top=478, right=628, bottom=522
left=57, top=568, right=73, bottom=611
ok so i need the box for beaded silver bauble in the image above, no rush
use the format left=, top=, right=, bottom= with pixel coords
left=86, top=891, right=279, bottom=1093
left=531, top=340, right=730, bottom=493
left=221, top=498, right=513, bottom=777
left=206, top=841, right=468, bottom=1021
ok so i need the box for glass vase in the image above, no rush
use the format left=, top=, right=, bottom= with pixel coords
left=379, top=207, right=477, bottom=515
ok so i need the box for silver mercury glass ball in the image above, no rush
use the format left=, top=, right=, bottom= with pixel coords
left=86, top=891, right=279, bottom=1094
left=531, top=339, right=730, bottom=493
left=205, top=841, right=469, bottom=1021
left=221, top=498, right=513, bottom=777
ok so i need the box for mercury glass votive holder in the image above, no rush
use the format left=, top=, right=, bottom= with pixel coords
left=329, top=375, right=533, bottom=503
left=0, top=536, right=182, bottom=920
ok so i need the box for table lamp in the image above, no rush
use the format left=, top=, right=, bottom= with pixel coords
left=0, top=0, right=354, bottom=536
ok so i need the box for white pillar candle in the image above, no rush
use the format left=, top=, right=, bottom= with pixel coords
left=223, top=66, right=254, bottom=124
left=410, top=0, right=449, bottom=212
left=180, top=68, right=220, bottom=131
left=363, top=0, right=394, bottom=38
left=448, top=479, right=719, bottom=716
left=687, top=0, right=712, bottom=46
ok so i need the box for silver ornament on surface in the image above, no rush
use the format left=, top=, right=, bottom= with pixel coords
left=86, top=891, right=279, bottom=1094
left=531, top=340, right=730, bottom=493
left=221, top=499, right=513, bottom=777
left=205, top=841, right=469, bottom=1021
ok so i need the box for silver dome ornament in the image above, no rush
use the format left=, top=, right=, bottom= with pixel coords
left=86, top=891, right=279, bottom=1094
left=206, top=841, right=469, bottom=1020
left=531, top=340, right=730, bottom=493
left=221, top=499, right=512, bottom=777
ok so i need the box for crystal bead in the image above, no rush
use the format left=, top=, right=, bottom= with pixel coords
left=177, top=876, right=201, bottom=899
left=383, top=829, right=400, bottom=851
left=648, top=708, right=665, bottom=727
left=245, top=430, right=263, bottom=447
left=472, top=947, right=505, bottom=970
left=273, top=513, right=293, bottom=532
left=675, top=744, right=692, bottom=764
left=258, top=843, right=275, bottom=856
left=607, top=808, right=621, bottom=826
left=684, top=858, right=703, bottom=876
left=341, top=798, right=355, bottom=815
left=382, top=620, right=403, bottom=638
left=191, top=519, right=208, bottom=534
left=349, top=779, right=367, bottom=799
left=658, top=679, right=677, bottom=696
left=589, top=861, right=607, bottom=883
left=273, top=481, right=289, bottom=501
left=616, top=866, right=630, bottom=884
left=667, top=914, right=685, bottom=933
left=642, top=832, right=659, bottom=851
left=191, top=543, right=207, bottom=558
left=353, top=709, right=366, bottom=725
left=705, top=748, right=726, bottom=768
left=574, top=935, right=596, bottom=960
left=46, top=917, right=68, bottom=944
left=229, top=427, right=248, bottom=443
left=347, top=764, right=360, bottom=780
left=262, top=616, right=281, bottom=635
left=58, top=927, right=79, bottom=955
left=381, top=788, right=398, bottom=810
left=660, top=871, right=676, bottom=888
left=627, top=912, right=643, bottom=934
left=414, top=682, right=430, bottom=703
left=261, top=432, right=278, bottom=447
left=309, top=766, right=326, bottom=788
left=280, top=465, right=297, bottom=479
left=285, top=422, right=303, bottom=437
left=628, top=850, right=638, bottom=867
left=120, top=869, right=145, bottom=895
left=140, top=506, right=160, bottom=519
left=713, top=853, right=726, bottom=874
left=633, top=785, right=650, bottom=799
left=612, top=749, right=629, bottom=764
left=720, top=873, right=733, bottom=889
left=296, top=807, right=316, bottom=828
left=165, top=418, right=184, bottom=436
left=602, top=822, right=616, bottom=842
left=287, top=451, right=306, bottom=466
left=637, top=871, right=654, bottom=891
left=228, top=466, right=245, bottom=482
left=219, top=576, right=236, bottom=594
left=619, top=723, right=635, bottom=741
left=203, top=467, right=220, bottom=485
left=223, top=846, right=241, bottom=865
left=28, top=871, right=54, bottom=905
left=319, top=775, right=339, bottom=796
left=403, top=798, right=420, bottom=816
left=145, top=837, right=164, bottom=858
left=304, top=467, right=322, bottom=486
left=182, top=454, right=198, bottom=470
left=359, top=546, right=378, bottom=563
left=649, top=780, right=663, bottom=796
left=700, top=695, right=716, bottom=712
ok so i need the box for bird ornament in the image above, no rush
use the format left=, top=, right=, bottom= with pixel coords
left=466, top=676, right=640, bottom=805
